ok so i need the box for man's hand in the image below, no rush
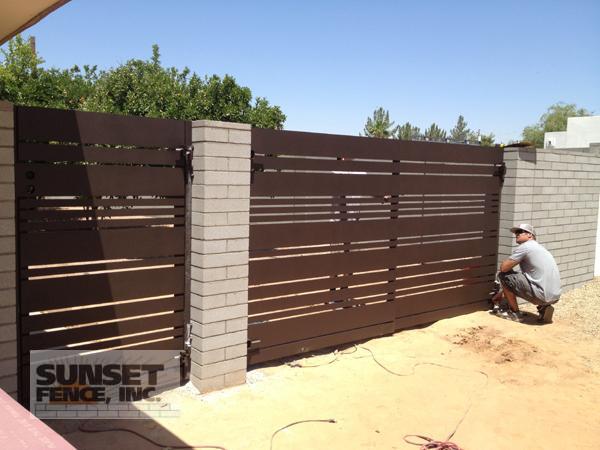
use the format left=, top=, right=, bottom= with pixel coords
left=500, top=259, right=519, bottom=273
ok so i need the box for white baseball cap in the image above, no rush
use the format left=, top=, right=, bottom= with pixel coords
left=510, top=223, right=536, bottom=237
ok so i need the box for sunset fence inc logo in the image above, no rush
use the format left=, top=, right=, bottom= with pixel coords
left=30, top=350, right=181, bottom=419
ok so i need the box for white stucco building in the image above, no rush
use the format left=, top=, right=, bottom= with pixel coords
left=544, top=116, right=600, bottom=149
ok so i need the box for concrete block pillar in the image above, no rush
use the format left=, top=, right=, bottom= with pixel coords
left=0, top=101, right=17, bottom=398
left=189, top=120, right=251, bottom=393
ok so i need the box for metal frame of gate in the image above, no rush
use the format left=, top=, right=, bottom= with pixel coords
left=14, top=106, right=192, bottom=404
left=247, top=128, right=504, bottom=364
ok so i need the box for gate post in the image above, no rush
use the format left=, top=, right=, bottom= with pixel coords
left=0, top=101, right=17, bottom=399
left=189, top=120, right=251, bottom=393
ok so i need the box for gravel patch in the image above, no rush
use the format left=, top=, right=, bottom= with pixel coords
left=554, top=276, right=600, bottom=338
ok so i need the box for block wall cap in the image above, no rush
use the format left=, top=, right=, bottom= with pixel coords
left=192, top=120, right=251, bottom=131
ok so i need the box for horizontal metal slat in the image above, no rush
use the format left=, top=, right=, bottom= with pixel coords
left=20, top=227, right=184, bottom=265
left=21, top=330, right=185, bottom=357
left=250, top=207, right=495, bottom=223
left=250, top=232, right=498, bottom=258
left=394, top=300, right=488, bottom=331
left=248, top=255, right=497, bottom=300
left=252, top=155, right=498, bottom=175
left=250, top=195, right=498, bottom=206
left=21, top=267, right=185, bottom=312
left=22, top=311, right=184, bottom=351
left=248, top=322, right=394, bottom=365
left=249, top=214, right=499, bottom=250
left=24, top=256, right=184, bottom=278
left=251, top=172, right=501, bottom=197
left=20, top=198, right=185, bottom=208
left=17, top=106, right=188, bottom=148
left=20, top=207, right=185, bottom=220
left=249, top=237, right=498, bottom=285
left=22, top=296, right=184, bottom=332
left=18, top=143, right=183, bottom=166
left=252, top=128, right=503, bottom=164
left=395, top=282, right=494, bottom=318
left=64, top=329, right=184, bottom=351
left=15, top=163, right=185, bottom=197
left=249, top=266, right=494, bottom=314
left=250, top=200, right=493, bottom=215
left=20, top=217, right=184, bottom=232
left=248, top=301, right=394, bottom=349
left=252, top=296, right=394, bottom=322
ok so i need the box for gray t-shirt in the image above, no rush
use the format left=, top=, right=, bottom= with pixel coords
left=510, top=240, right=561, bottom=301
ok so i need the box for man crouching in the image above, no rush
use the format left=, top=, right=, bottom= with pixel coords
left=492, top=223, right=561, bottom=323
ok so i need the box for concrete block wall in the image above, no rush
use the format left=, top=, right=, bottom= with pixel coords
left=499, top=147, right=600, bottom=292
left=0, top=101, right=17, bottom=398
left=189, top=120, right=251, bottom=393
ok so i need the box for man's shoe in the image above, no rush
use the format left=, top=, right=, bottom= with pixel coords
left=489, top=304, right=502, bottom=315
left=489, top=299, right=509, bottom=315
left=499, top=310, right=525, bottom=323
left=537, top=305, right=554, bottom=323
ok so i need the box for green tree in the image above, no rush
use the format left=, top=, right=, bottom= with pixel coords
left=0, top=36, right=285, bottom=129
left=0, top=35, right=96, bottom=109
left=396, top=122, right=421, bottom=140
left=363, top=107, right=398, bottom=138
left=423, top=123, right=447, bottom=141
left=246, top=97, right=286, bottom=130
left=480, top=132, right=495, bottom=147
left=522, top=102, right=591, bottom=147
left=450, top=115, right=471, bottom=141
left=84, top=45, right=286, bottom=128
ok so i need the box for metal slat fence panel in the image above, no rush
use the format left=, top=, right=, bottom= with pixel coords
left=248, top=127, right=503, bottom=365
left=15, top=106, right=191, bottom=404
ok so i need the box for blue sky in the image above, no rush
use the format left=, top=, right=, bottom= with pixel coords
left=6, top=0, right=600, bottom=143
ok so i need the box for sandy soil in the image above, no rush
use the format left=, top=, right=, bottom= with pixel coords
left=52, top=299, right=600, bottom=450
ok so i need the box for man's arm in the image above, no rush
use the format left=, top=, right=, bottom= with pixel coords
left=500, top=258, right=519, bottom=273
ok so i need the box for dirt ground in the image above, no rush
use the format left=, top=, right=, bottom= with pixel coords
left=51, top=285, right=600, bottom=450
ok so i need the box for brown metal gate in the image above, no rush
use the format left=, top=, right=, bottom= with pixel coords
left=248, top=128, right=504, bottom=364
left=14, top=106, right=191, bottom=403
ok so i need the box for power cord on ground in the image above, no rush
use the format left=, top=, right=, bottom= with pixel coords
left=285, top=346, right=358, bottom=368
left=286, top=344, right=489, bottom=450
left=403, top=435, right=463, bottom=450
left=77, top=422, right=227, bottom=450
left=269, top=419, right=337, bottom=450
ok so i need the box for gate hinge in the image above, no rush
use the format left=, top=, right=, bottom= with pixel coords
left=250, top=162, right=263, bottom=184
left=184, top=322, right=192, bottom=350
left=179, top=322, right=193, bottom=382
left=493, top=162, right=506, bottom=184
left=183, top=145, right=194, bottom=182
left=247, top=339, right=261, bottom=352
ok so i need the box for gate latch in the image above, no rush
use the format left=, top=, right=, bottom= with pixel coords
left=493, top=162, right=506, bottom=184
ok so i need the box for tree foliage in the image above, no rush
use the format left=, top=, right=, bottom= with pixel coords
left=450, top=115, right=471, bottom=141
left=0, top=35, right=97, bottom=109
left=396, top=122, right=420, bottom=140
left=0, top=36, right=285, bottom=129
left=480, top=132, right=495, bottom=147
left=362, top=109, right=497, bottom=145
left=423, top=123, right=447, bottom=141
left=363, top=107, right=398, bottom=138
left=522, top=102, right=591, bottom=148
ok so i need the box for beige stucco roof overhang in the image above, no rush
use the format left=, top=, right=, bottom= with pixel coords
left=1, top=0, right=70, bottom=46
